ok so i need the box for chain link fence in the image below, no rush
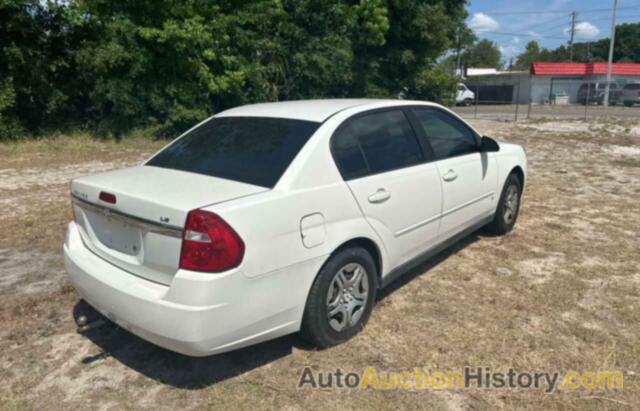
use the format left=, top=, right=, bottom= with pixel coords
left=449, top=75, right=640, bottom=122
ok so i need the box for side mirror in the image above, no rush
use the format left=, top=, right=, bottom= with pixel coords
left=480, top=136, right=500, bottom=152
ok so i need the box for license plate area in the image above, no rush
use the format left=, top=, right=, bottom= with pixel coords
left=84, top=210, right=142, bottom=257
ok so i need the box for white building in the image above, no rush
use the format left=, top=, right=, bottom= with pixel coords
left=463, top=62, right=640, bottom=104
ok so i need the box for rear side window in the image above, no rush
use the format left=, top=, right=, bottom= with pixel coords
left=625, top=83, right=640, bottom=90
left=146, top=117, right=320, bottom=188
left=349, top=110, right=422, bottom=174
left=332, top=126, right=369, bottom=180
left=332, top=110, right=423, bottom=179
left=411, top=109, right=478, bottom=160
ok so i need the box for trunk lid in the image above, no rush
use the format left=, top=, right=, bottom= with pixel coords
left=71, top=165, right=268, bottom=284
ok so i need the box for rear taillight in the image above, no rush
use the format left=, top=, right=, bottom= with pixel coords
left=179, top=210, right=244, bottom=272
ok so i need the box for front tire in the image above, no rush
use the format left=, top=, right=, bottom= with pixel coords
left=463, top=98, right=473, bottom=106
left=487, top=173, right=522, bottom=235
left=300, top=247, right=377, bottom=348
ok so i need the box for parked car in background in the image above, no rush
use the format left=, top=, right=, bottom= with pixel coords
left=64, top=99, right=526, bottom=356
left=456, top=83, right=475, bottom=106
left=577, top=82, right=622, bottom=105
left=622, top=83, right=640, bottom=107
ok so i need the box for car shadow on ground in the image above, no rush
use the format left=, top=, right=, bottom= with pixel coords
left=73, top=299, right=313, bottom=389
left=377, top=230, right=486, bottom=301
left=73, top=228, right=489, bottom=389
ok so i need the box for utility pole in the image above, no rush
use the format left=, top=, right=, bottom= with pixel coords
left=569, top=12, right=576, bottom=62
left=455, top=29, right=462, bottom=77
left=603, top=0, right=619, bottom=107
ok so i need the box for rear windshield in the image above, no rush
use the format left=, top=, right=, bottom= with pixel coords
left=146, top=117, right=320, bottom=188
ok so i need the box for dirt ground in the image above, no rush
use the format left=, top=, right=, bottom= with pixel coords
left=1, top=119, right=639, bottom=410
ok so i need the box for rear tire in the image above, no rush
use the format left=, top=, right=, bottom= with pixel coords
left=486, top=173, right=522, bottom=235
left=300, top=247, right=377, bottom=348
left=624, top=101, right=633, bottom=107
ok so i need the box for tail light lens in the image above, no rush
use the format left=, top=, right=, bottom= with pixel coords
left=99, top=191, right=117, bottom=204
left=179, top=210, right=244, bottom=272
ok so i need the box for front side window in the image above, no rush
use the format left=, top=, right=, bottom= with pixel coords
left=411, top=109, right=478, bottom=160
left=146, top=117, right=320, bottom=188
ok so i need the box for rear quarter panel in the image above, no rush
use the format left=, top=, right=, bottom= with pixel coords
left=205, top=183, right=387, bottom=280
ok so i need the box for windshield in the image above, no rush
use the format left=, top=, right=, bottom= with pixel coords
left=146, top=116, right=320, bottom=188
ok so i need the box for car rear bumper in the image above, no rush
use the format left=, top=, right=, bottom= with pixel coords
left=64, top=222, right=323, bottom=356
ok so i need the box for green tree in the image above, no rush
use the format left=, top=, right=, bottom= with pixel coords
left=514, top=40, right=552, bottom=70
left=0, top=0, right=471, bottom=139
left=461, top=39, right=502, bottom=69
left=515, top=23, right=640, bottom=65
left=0, top=0, right=88, bottom=137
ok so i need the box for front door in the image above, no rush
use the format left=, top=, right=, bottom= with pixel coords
left=410, top=108, right=498, bottom=239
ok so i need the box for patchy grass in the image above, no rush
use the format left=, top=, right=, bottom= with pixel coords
left=0, top=120, right=639, bottom=410
left=613, top=157, right=640, bottom=168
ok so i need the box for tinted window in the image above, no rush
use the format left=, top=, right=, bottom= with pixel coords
left=332, top=126, right=368, bottom=180
left=348, top=110, right=422, bottom=174
left=146, top=117, right=320, bottom=188
left=412, top=109, right=478, bottom=160
left=624, top=83, right=640, bottom=90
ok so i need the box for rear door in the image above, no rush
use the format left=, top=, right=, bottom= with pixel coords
left=332, top=109, right=442, bottom=268
left=410, top=108, right=498, bottom=239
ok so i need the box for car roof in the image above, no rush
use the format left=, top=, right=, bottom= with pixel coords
left=215, top=99, right=394, bottom=122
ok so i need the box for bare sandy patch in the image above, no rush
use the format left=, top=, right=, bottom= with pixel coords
left=605, top=144, right=640, bottom=157
left=0, top=249, right=65, bottom=297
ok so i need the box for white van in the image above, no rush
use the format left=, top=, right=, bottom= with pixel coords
left=456, top=83, right=475, bottom=106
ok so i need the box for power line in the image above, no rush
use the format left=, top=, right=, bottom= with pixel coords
left=480, top=31, right=566, bottom=40
left=575, top=14, right=640, bottom=23
left=486, top=13, right=640, bottom=40
left=518, top=14, right=571, bottom=33
left=480, top=6, right=640, bottom=15
left=534, top=20, right=575, bottom=35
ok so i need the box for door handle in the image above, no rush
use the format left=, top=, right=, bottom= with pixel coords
left=368, top=188, right=391, bottom=204
left=442, top=169, right=458, bottom=182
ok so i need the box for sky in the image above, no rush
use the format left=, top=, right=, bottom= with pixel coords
left=467, top=0, right=640, bottom=62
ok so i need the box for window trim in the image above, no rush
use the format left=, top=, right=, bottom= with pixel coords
left=329, top=107, right=432, bottom=181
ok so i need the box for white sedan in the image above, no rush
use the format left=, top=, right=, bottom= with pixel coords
left=64, top=99, right=526, bottom=356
